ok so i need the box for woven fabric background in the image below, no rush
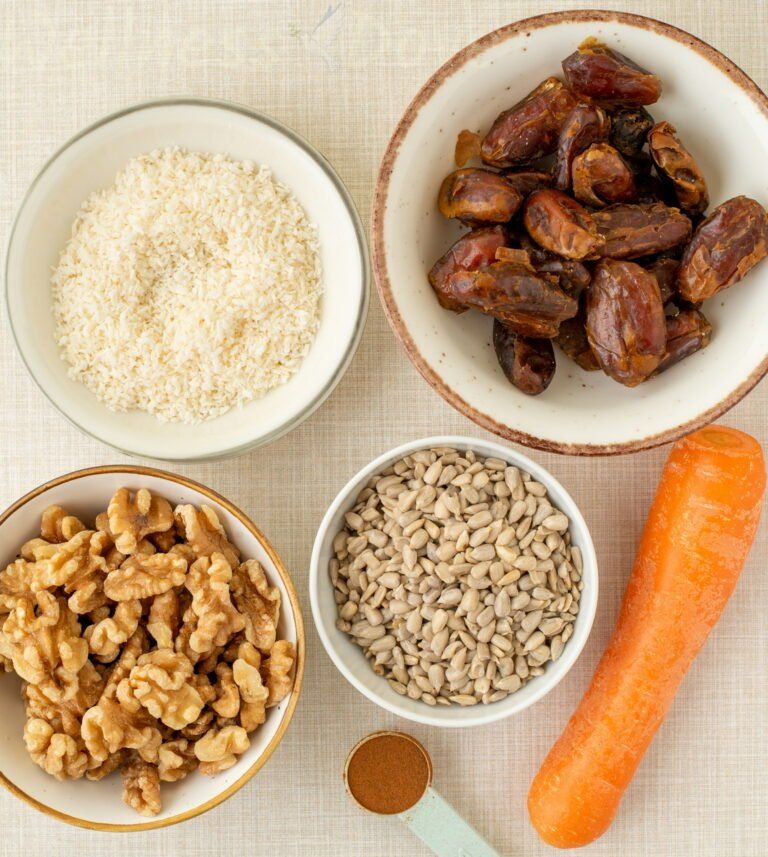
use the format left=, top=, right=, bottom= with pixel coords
left=1, top=1, right=766, bottom=854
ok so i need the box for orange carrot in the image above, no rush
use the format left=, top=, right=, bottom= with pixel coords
left=528, top=425, right=765, bottom=849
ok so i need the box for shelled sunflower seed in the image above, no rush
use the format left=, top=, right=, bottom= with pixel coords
left=329, top=447, right=584, bottom=707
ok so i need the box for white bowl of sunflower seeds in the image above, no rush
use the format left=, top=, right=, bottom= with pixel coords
left=309, top=436, right=597, bottom=727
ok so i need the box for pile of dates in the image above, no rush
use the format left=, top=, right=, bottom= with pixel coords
left=428, top=39, right=768, bottom=395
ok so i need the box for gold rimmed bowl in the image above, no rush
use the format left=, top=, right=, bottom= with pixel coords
left=0, top=466, right=304, bottom=830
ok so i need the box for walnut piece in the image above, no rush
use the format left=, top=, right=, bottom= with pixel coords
left=23, top=659, right=105, bottom=737
left=1, top=592, right=89, bottom=700
left=0, top=558, right=35, bottom=613
left=157, top=738, right=197, bottom=782
left=175, top=505, right=240, bottom=567
left=185, top=554, right=244, bottom=655
left=85, top=600, right=142, bottom=662
left=127, top=649, right=204, bottom=729
left=211, top=663, right=240, bottom=719
left=194, top=724, right=250, bottom=775
left=104, top=553, right=187, bottom=601
left=232, top=560, right=280, bottom=654
left=40, top=506, right=86, bottom=544
left=146, top=589, right=180, bottom=649
left=86, top=748, right=130, bottom=781
left=81, top=695, right=162, bottom=764
left=108, top=488, right=174, bottom=555
left=31, top=530, right=109, bottom=614
left=24, top=717, right=89, bottom=780
left=233, top=642, right=268, bottom=731
left=262, top=640, right=296, bottom=708
left=121, top=756, right=162, bottom=817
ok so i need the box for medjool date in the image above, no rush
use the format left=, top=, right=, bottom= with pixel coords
left=502, top=169, right=553, bottom=198
left=562, top=41, right=661, bottom=106
left=428, top=226, right=508, bottom=311
left=677, top=196, right=768, bottom=302
left=655, top=308, right=713, bottom=374
left=481, top=78, right=578, bottom=168
left=648, top=121, right=708, bottom=215
left=555, top=309, right=600, bottom=371
left=438, top=169, right=522, bottom=223
left=493, top=320, right=556, bottom=395
left=445, top=261, right=577, bottom=337
left=585, top=259, right=666, bottom=386
left=646, top=256, right=680, bottom=304
left=515, top=232, right=592, bottom=297
left=609, top=107, right=654, bottom=157
left=523, top=189, right=603, bottom=260
left=553, top=103, right=611, bottom=190
left=571, top=143, right=636, bottom=207
left=592, top=202, right=691, bottom=258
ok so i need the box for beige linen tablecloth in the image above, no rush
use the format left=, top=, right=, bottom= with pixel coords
left=1, top=1, right=766, bottom=854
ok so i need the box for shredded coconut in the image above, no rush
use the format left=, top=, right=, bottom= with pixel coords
left=51, top=147, right=322, bottom=423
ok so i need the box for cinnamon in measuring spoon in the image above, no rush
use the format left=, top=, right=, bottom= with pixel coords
left=345, top=732, right=431, bottom=815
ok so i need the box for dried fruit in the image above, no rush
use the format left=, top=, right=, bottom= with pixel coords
left=562, top=41, right=661, bottom=106
left=555, top=307, right=600, bottom=371
left=646, top=256, right=680, bottom=304
left=493, top=320, right=556, bottom=395
left=586, top=259, right=666, bottom=386
left=648, top=121, right=708, bottom=215
left=571, top=143, right=636, bottom=207
left=524, top=189, right=603, bottom=260
left=592, top=202, right=691, bottom=259
left=428, top=226, right=507, bottom=312
left=609, top=107, right=654, bottom=157
left=444, top=261, right=577, bottom=337
left=677, top=196, right=768, bottom=302
left=502, top=169, right=553, bottom=197
left=553, top=103, right=610, bottom=190
left=656, top=308, right=713, bottom=374
left=481, top=77, right=578, bottom=168
left=438, top=169, right=522, bottom=223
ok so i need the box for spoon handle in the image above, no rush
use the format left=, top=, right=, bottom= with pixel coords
left=398, top=786, right=501, bottom=857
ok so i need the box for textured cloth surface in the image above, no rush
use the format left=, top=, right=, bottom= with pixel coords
left=1, top=1, right=767, bottom=854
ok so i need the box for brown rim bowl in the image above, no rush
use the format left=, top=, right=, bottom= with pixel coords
left=371, top=10, right=768, bottom=455
left=0, top=465, right=304, bottom=831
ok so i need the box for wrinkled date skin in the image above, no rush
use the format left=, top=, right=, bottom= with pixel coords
left=646, top=256, right=680, bottom=304
left=562, top=42, right=662, bottom=106
left=555, top=310, right=601, bottom=371
left=656, top=308, right=713, bottom=374
left=518, top=233, right=592, bottom=297
left=523, top=189, right=603, bottom=260
left=648, top=121, right=709, bottom=215
left=585, top=258, right=666, bottom=386
left=592, top=202, right=692, bottom=259
left=438, top=169, right=523, bottom=223
left=502, top=169, right=553, bottom=198
left=572, top=142, right=637, bottom=207
left=552, top=103, right=611, bottom=190
left=481, top=77, right=578, bottom=168
left=609, top=107, right=654, bottom=157
left=428, top=226, right=508, bottom=311
left=445, top=261, right=577, bottom=337
left=493, top=319, right=556, bottom=395
left=677, top=196, right=768, bottom=302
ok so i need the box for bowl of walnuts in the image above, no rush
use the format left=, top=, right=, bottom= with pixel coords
left=0, top=466, right=303, bottom=830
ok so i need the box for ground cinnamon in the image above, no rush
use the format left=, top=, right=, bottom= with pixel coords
left=345, top=731, right=431, bottom=815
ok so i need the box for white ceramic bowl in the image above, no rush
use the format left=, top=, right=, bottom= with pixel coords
left=309, top=436, right=597, bottom=727
left=372, top=11, right=768, bottom=455
left=6, top=98, right=368, bottom=461
left=0, top=466, right=304, bottom=831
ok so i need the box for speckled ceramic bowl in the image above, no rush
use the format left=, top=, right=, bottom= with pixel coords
left=372, top=11, right=768, bottom=455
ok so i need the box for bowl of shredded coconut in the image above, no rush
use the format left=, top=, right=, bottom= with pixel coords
left=6, top=99, right=368, bottom=460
